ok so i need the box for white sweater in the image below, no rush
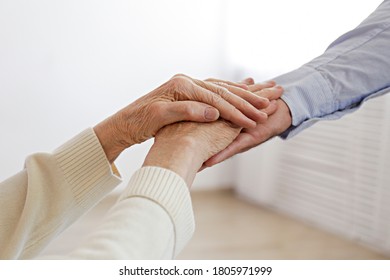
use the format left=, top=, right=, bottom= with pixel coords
left=0, top=128, right=195, bottom=259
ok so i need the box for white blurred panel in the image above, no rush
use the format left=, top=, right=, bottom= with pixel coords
left=231, top=0, right=389, bottom=255
left=236, top=91, right=390, bottom=256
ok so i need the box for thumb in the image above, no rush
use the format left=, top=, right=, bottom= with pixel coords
left=161, top=101, right=220, bottom=126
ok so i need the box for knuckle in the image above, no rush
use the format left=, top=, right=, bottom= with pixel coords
left=217, top=87, right=231, bottom=99
left=191, top=80, right=208, bottom=94
left=169, top=76, right=184, bottom=87
left=196, top=79, right=207, bottom=88
left=168, top=77, right=190, bottom=98
left=216, top=81, right=228, bottom=87
left=170, top=73, right=193, bottom=88
left=172, top=73, right=185, bottom=79
left=171, top=74, right=189, bottom=85
left=210, top=92, right=224, bottom=106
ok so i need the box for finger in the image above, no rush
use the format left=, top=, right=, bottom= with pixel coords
left=221, top=83, right=270, bottom=110
left=160, top=101, right=220, bottom=126
left=197, top=81, right=268, bottom=124
left=172, top=76, right=260, bottom=128
left=262, top=100, right=278, bottom=116
left=187, top=82, right=258, bottom=128
left=204, top=133, right=255, bottom=167
left=240, top=77, right=255, bottom=86
left=205, top=78, right=248, bottom=90
left=254, top=86, right=284, bottom=100
left=248, top=81, right=276, bottom=92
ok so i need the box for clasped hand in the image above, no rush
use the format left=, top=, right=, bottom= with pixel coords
left=143, top=77, right=285, bottom=186
left=94, top=74, right=288, bottom=186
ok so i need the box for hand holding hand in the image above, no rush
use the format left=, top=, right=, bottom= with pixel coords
left=94, top=74, right=274, bottom=163
left=204, top=78, right=291, bottom=168
left=143, top=119, right=242, bottom=186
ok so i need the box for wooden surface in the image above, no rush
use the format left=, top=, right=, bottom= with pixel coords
left=178, top=189, right=386, bottom=260
left=43, top=189, right=387, bottom=259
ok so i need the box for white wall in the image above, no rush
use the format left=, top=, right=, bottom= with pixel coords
left=225, top=0, right=383, bottom=80
left=0, top=0, right=235, bottom=189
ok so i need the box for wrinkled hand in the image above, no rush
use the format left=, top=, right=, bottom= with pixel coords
left=94, top=74, right=274, bottom=163
left=204, top=78, right=291, bottom=168
left=143, top=120, right=242, bottom=186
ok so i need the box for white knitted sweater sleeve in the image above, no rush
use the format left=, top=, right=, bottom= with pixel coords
left=0, top=128, right=195, bottom=259
left=65, top=167, right=195, bottom=259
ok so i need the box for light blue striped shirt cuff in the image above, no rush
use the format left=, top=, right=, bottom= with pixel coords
left=274, top=66, right=334, bottom=139
left=273, top=0, right=390, bottom=139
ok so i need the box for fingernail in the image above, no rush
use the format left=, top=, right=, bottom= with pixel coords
left=248, top=119, right=257, bottom=128
left=204, top=107, right=219, bottom=120
left=259, top=111, right=268, bottom=119
left=261, top=97, right=270, bottom=105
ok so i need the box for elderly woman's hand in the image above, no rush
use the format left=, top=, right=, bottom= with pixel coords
left=94, top=74, right=279, bottom=163
left=142, top=120, right=242, bottom=187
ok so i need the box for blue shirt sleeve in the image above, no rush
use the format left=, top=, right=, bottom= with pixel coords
left=274, top=0, right=390, bottom=139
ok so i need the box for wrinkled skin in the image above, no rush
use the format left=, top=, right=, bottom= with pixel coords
left=94, top=74, right=280, bottom=163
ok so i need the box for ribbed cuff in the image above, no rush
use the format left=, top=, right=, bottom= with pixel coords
left=54, top=128, right=122, bottom=210
left=120, top=166, right=195, bottom=258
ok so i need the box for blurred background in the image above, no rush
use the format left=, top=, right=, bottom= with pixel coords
left=1, top=0, right=388, bottom=259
